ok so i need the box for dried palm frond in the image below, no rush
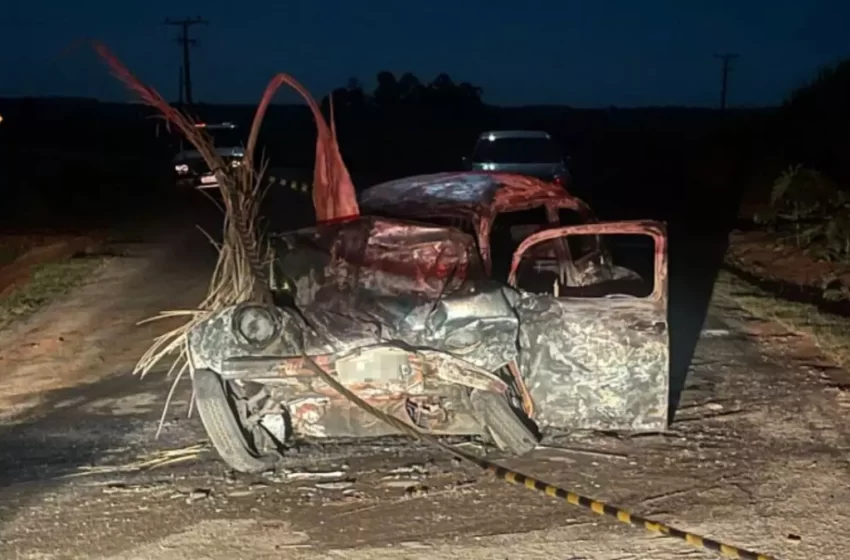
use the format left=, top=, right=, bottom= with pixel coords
left=56, top=443, right=209, bottom=479
left=91, top=43, right=359, bottom=433
left=247, top=74, right=359, bottom=223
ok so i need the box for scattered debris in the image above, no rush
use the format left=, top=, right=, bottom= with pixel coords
left=535, top=444, right=630, bottom=461
left=93, top=480, right=174, bottom=495
left=56, top=443, right=207, bottom=479
left=701, top=328, right=732, bottom=338
left=381, top=478, right=425, bottom=488
left=404, top=484, right=430, bottom=497
left=314, top=479, right=356, bottom=491
left=186, top=488, right=212, bottom=503
left=279, top=467, right=349, bottom=482
left=399, top=541, right=433, bottom=549
left=342, top=488, right=366, bottom=500
left=385, top=463, right=430, bottom=476
left=674, top=409, right=747, bottom=424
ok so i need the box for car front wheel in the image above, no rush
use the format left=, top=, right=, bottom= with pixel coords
left=470, top=389, right=539, bottom=456
left=193, top=369, right=281, bottom=474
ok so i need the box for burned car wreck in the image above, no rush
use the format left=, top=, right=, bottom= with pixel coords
left=187, top=187, right=669, bottom=473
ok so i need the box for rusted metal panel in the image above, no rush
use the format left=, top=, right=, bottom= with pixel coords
left=509, top=220, right=669, bottom=431
left=515, top=297, right=669, bottom=431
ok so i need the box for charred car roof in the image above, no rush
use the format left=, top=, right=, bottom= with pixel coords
left=359, top=172, right=595, bottom=219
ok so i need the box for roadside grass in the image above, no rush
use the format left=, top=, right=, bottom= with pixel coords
left=718, top=270, right=850, bottom=370
left=0, top=241, right=29, bottom=267
left=0, top=256, right=106, bottom=331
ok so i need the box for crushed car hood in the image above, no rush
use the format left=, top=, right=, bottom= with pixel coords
left=189, top=217, right=522, bottom=374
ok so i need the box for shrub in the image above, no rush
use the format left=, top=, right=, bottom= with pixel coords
left=755, top=164, right=850, bottom=263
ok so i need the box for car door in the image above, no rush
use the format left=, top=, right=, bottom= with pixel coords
left=507, top=221, right=669, bottom=432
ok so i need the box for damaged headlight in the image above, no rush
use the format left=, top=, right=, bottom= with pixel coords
left=232, top=303, right=280, bottom=349
left=444, top=326, right=483, bottom=355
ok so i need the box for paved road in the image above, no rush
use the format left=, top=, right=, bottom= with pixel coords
left=1, top=191, right=849, bottom=560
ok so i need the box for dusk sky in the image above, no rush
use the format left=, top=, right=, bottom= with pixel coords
left=3, top=0, right=849, bottom=107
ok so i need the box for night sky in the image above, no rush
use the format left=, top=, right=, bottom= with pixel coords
left=3, top=0, right=849, bottom=107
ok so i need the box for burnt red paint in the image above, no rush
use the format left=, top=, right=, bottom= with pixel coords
left=359, top=171, right=599, bottom=275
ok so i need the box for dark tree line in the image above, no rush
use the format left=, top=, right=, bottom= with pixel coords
left=311, top=71, right=487, bottom=174
left=780, top=58, right=850, bottom=184
left=322, top=71, right=484, bottom=112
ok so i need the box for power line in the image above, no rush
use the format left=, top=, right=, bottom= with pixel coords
left=164, top=16, right=208, bottom=106
left=714, top=53, right=739, bottom=111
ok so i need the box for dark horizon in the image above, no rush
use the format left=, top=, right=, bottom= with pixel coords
left=3, top=0, right=849, bottom=108
left=0, top=94, right=783, bottom=111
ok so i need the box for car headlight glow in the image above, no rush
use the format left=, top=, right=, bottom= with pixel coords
left=174, top=163, right=189, bottom=174
left=230, top=159, right=243, bottom=168
left=232, top=304, right=280, bottom=348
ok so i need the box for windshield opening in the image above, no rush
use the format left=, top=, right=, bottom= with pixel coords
left=490, top=207, right=547, bottom=281
left=490, top=207, right=600, bottom=282
left=472, top=137, right=562, bottom=164
left=513, top=232, right=654, bottom=299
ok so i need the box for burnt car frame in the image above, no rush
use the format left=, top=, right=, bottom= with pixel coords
left=359, top=172, right=645, bottom=294
left=186, top=174, right=669, bottom=474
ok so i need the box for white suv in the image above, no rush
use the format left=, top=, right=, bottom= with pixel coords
left=463, top=130, right=571, bottom=188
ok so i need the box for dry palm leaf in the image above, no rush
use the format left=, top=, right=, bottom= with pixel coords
left=91, top=42, right=359, bottom=433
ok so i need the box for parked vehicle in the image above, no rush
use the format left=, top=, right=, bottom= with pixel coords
left=171, top=122, right=245, bottom=189
left=187, top=173, right=669, bottom=474
left=463, top=130, right=571, bottom=188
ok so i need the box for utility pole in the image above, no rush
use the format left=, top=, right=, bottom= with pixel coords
left=165, top=16, right=208, bottom=105
left=714, top=53, right=739, bottom=110
left=177, top=65, right=184, bottom=105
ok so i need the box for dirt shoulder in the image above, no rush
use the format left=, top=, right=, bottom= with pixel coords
left=0, top=234, right=110, bottom=329
left=0, top=222, right=213, bottom=422
left=725, top=229, right=850, bottom=370
left=725, top=229, right=850, bottom=302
